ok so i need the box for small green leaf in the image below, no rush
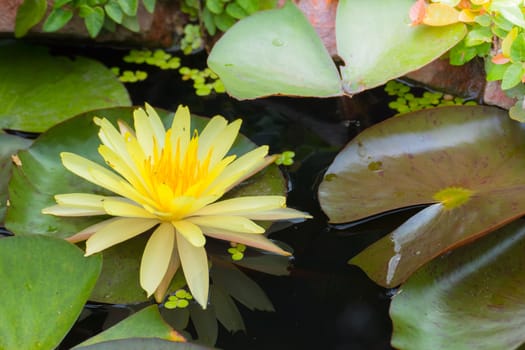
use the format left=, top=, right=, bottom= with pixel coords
left=510, top=33, right=525, bottom=62
left=14, top=0, right=47, bottom=38
left=82, top=6, right=105, bottom=38
left=485, top=59, right=509, bottom=81
left=214, top=12, right=236, bottom=31
left=43, top=8, right=74, bottom=32
left=202, top=7, right=216, bottom=35
left=54, top=0, right=73, bottom=7
left=501, top=62, right=524, bottom=90
left=464, top=26, right=492, bottom=46
left=491, top=2, right=525, bottom=28
left=118, top=0, right=138, bottom=16
left=206, top=0, right=224, bottom=14
left=226, top=3, right=248, bottom=19
left=237, top=0, right=259, bottom=14
left=121, top=14, right=140, bottom=32
left=509, top=98, right=525, bottom=122
left=449, top=40, right=478, bottom=65
left=105, top=1, right=124, bottom=24
left=143, top=0, right=156, bottom=13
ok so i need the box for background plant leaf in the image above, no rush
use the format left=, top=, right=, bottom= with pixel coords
left=207, top=1, right=342, bottom=99
left=319, top=105, right=525, bottom=287
left=0, top=235, right=101, bottom=350
left=6, top=106, right=288, bottom=303
left=0, top=133, right=32, bottom=224
left=336, top=0, right=466, bottom=94
left=0, top=42, right=130, bottom=132
left=390, top=219, right=525, bottom=350
left=75, top=305, right=185, bottom=348
left=14, top=0, right=47, bottom=37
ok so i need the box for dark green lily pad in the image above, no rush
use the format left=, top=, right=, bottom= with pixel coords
left=391, top=219, right=525, bottom=350
left=0, top=133, right=32, bottom=224
left=0, top=42, right=130, bottom=132
left=207, top=1, right=342, bottom=99
left=318, top=105, right=525, bottom=287
left=0, top=235, right=101, bottom=350
left=336, top=0, right=466, bottom=94
left=6, top=106, right=287, bottom=303
left=75, top=305, right=186, bottom=348
left=75, top=339, right=215, bottom=350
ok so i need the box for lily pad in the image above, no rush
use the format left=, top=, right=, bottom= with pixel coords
left=390, top=219, right=525, bottom=350
left=0, top=235, right=101, bottom=350
left=6, top=106, right=288, bottom=303
left=318, top=105, right=525, bottom=287
left=207, top=1, right=342, bottom=99
left=75, top=339, right=215, bottom=350
left=75, top=305, right=185, bottom=348
left=0, top=133, right=32, bottom=224
left=0, top=42, right=130, bottom=132
left=336, top=0, right=466, bottom=94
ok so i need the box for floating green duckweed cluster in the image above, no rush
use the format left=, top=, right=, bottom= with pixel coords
left=179, top=67, right=225, bottom=96
left=275, top=151, right=295, bottom=166
left=123, top=49, right=181, bottom=70
left=111, top=67, right=148, bottom=83
left=181, top=24, right=203, bottom=55
left=164, top=289, right=193, bottom=309
left=385, top=80, right=476, bottom=114
left=228, top=242, right=246, bottom=261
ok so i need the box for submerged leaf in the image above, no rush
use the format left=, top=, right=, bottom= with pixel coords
left=319, top=105, right=525, bottom=287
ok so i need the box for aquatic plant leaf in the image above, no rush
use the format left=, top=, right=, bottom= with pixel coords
left=0, top=133, right=32, bottom=224
left=207, top=1, right=342, bottom=99
left=75, top=305, right=185, bottom=348
left=75, top=338, right=215, bottom=350
left=0, top=42, right=130, bottom=132
left=0, top=235, right=101, bottom=350
left=210, top=284, right=246, bottom=333
left=318, top=105, right=525, bottom=287
left=336, top=0, right=466, bottom=94
left=390, top=219, right=525, bottom=350
left=6, top=107, right=287, bottom=303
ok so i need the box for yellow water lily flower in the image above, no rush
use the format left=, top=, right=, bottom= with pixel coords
left=42, top=104, right=310, bottom=308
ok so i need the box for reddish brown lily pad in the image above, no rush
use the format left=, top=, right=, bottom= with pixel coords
left=318, top=105, right=525, bottom=287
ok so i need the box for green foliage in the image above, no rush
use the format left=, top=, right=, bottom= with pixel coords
left=124, top=49, right=181, bottom=69
left=181, top=24, right=203, bottom=55
left=274, top=150, right=295, bottom=166
left=111, top=67, right=148, bottom=82
left=164, top=289, right=194, bottom=309
left=14, top=0, right=156, bottom=38
left=385, top=80, right=476, bottom=114
left=181, top=0, right=276, bottom=36
left=179, top=66, right=225, bottom=96
left=227, top=242, right=246, bottom=261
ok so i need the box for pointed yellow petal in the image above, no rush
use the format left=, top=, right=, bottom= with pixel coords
left=239, top=207, right=312, bottom=221
left=85, top=217, right=158, bottom=255
left=173, top=220, right=206, bottom=247
left=203, top=229, right=291, bottom=256
left=198, top=116, right=241, bottom=167
left=140, top=222, right=175, bottom=297
left=154, top=245, right=181, bottom=303
left=66, top=218, right=120, bottom=243
left=193, top=196, right=286, bottom=216
left=176, top=230, right=209, bottom=309
left=188, top=215, right=265, bottom=234
left=206, top=146, right=270, bottom=194
left=170, top=105, right=191, bottom=157
left=54, top=193, right=106, bottom=209
left=41, top=205, right=106, bottom=217
left=134, top=105, right=165, bottom=156
left=98, top=144, right=146, bottom=192
left=102, top=198, right=158, bottom=218
left=94, top=117, right=129, bottom=158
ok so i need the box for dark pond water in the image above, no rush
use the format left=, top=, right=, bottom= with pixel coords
left=6, top=44, right=429, bottom=349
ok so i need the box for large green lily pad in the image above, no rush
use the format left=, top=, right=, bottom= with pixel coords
left=0, top=235, right=101, bottom=350
left=0, top=42, right=130, bottom=132
left=76, top=339, right=215, bottom=350
left=336, top=0, right=466, bottom=94
left=390, top=219, right=525, bottom=350
left=6, top=106, right=287, bottom=303
left=207, top=1, right=342, bottom=99
left=0, top=133, right=32, bottom=224
left=318, top=105, right=525, bottom=287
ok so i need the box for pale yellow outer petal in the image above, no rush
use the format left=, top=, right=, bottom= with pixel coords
left=203, top=229, right=291, bottom=256
left=177, top=230, right=209, bottom=309
left=173, top=220, right=206, bottom=247
left=154, top=245, right=181, bottom=303
left=98, top=144, right=146, bottom=192
left=134, top=105, right=165, bottom=156
left=94, top=117, right=129, bottom=159
left=85, top=217, right=158, bottom=255
left=170, top=105, right=191, bottom=157
left=145, top=103, right=166, bottom=143
left=66, top=217, right=120, bottom=243
left=102, top=198, right=159, bottom=219
left=188, top=215, right=265, bottom=234
left=140, top=222, right=175, bottom=297
left=239, top=208, right=312, bottom=221
left=41, top=205, right=106, bottom=217
left=198, top=116, right=241, bottom=167
left=193, top=196, right=286, bottom=216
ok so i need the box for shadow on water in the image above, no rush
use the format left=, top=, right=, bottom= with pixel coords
left=36, top=46, right=417, bottom=349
